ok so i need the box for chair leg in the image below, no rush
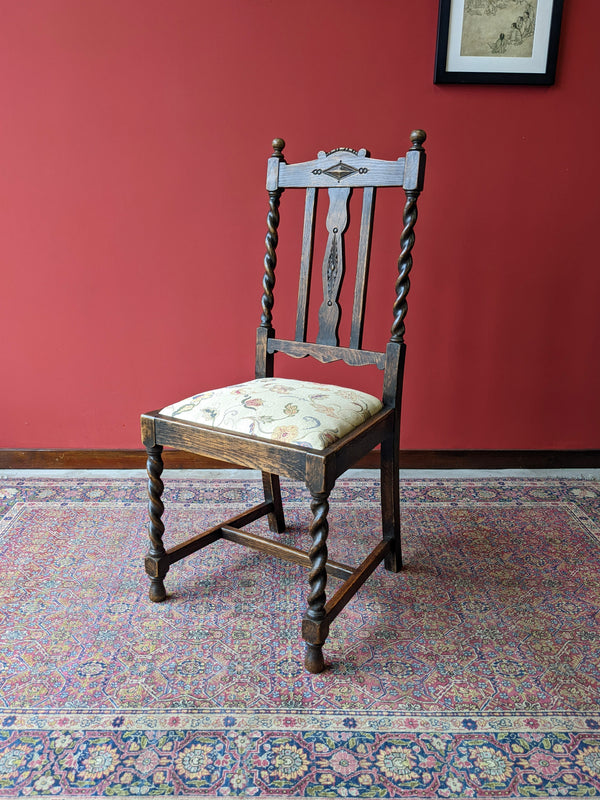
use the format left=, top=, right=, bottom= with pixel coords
left=262, top=471, right=286, bottom=533
left=144, top=444, right=169, bottom=602
left=381, top=437, right=402, bottom=572
left=302, top=491, right=330, bottom=673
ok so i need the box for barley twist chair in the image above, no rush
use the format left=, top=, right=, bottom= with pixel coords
left=141, top=132, right=427, bottom=673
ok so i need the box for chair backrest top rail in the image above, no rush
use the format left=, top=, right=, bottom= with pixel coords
left=268, top=153, right=407, bottom=190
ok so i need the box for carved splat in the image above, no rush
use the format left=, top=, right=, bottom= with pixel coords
left=316, top=187, right=351, bottom=346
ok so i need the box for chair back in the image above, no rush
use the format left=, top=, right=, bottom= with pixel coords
left=256, top=133, right=426, bottom=405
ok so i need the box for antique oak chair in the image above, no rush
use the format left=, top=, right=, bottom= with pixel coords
left=141, top=132, right=427, bottom=673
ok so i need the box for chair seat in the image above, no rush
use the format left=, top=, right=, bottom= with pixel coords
left=159, top=377, right=383, bottom=450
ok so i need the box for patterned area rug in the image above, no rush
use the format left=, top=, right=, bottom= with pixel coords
left=1, top=474, right=599, bottom=798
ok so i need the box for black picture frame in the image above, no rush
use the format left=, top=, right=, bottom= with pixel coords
left=434, top=0, right=564, bottom=85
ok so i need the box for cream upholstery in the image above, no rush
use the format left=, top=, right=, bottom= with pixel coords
left=159, top=377, right=382, bottom=450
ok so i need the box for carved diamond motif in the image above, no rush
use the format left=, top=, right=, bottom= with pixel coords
left=323, top=160, right=358, bottom=182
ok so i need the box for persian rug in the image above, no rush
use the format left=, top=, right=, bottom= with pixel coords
left=0, top=473, right=599, bottom=798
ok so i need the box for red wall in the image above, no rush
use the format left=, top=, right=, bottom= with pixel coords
left=1, top=0, right=599, bottom=450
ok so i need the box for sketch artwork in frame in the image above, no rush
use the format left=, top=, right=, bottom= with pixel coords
left=434, top=0, right=564, bottom=84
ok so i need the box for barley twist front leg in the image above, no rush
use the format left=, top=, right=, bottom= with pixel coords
left=144, top=445, right=168, bottom=602
left=302, top=491, right=330, bottom=673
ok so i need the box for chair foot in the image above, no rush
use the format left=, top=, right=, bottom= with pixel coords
left=149, top=577, right=167, bottom=602
left=304, top=643, right=325, bottom=673
left=384, top=547, right=402, bottom=573
left=384, top=536, right=402, bottom=572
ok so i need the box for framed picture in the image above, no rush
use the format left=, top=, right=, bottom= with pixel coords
left=434, top=0, right=564, bottom=85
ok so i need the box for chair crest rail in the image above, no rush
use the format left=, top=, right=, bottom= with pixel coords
left=269, top=153, right=408, bottom=190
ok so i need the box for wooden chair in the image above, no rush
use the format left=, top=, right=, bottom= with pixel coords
left=141, top=132, right=427, bottom=673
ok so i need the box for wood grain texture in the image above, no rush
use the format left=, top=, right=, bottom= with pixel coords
left=278, top=152, right=407, bottom=189
left=350, top=186, right=376, bottom=350
left=164, top=502, right=274, bottom=565
left=150, top=412, right=312, bottom=481
left=220, top=526, right=354, bottom=580
left=267, top=338, right=385, bottom=369
left=323, top=539, right=391, bottom=624
left=295, top=187, right=317, bottom=342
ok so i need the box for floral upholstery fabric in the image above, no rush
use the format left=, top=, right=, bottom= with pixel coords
left=159, top=377, right=383, bottom=451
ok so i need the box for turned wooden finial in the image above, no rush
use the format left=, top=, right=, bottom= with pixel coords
left=272, top=138, right=285, bottom=159
left=410, top=130, right=427, bottom=149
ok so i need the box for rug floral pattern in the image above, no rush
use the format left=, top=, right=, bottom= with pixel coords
left=0, top=475, right=599, bottom=797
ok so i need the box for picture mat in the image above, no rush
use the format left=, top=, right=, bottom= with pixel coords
left=446, top=0, right=553, bottom=74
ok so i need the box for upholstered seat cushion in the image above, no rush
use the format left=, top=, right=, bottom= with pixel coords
left=159, top=377, right=383, bottom=451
